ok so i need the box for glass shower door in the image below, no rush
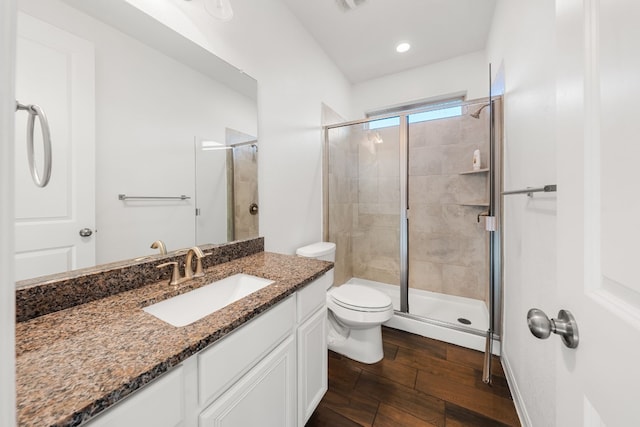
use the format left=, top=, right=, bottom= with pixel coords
left=406, top=103, right=491, bottom=333
left=324, top=117, right=403, bottom=309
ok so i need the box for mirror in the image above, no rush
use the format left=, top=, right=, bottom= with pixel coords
left=194, top=130, right=259, bottom=246
left=14, top=0, right=258, bottom=282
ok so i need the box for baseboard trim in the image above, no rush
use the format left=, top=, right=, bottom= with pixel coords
left=501, top=349, right=532, bottom=427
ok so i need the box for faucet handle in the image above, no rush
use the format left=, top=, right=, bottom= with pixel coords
left=193, top=253, right=209, bottom=277
left=157, top=261, right=181, bottom=285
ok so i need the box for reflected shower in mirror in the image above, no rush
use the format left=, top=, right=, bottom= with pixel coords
left=194, top=130, right=259, bottom=246
left=14, top=0, right=258, bottom=282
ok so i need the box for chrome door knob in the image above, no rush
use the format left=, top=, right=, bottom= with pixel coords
left=79, top=228, right=93, bottom=237
left=527, top=308, right=579, bottom=349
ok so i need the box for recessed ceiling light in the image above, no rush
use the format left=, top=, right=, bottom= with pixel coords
left=396, top=42, right=411, bottom=53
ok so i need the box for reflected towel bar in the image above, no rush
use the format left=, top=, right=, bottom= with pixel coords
left=502, top=185, right=557, bottom=197
left=118, top=194, right=191, bottom=201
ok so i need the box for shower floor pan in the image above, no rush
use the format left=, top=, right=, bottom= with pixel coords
left=344, top=277, right=499, bottom=354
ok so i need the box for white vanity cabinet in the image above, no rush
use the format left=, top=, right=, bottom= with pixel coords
left=199, top=335, right=297, bottom=426
left=85, top=273, right=330, bottom=427
left=196, top=295, right=297, bottom=426
left=86, top=366, right=185, bottom=427
left=197, top=272, right=330, bottom=427
left=197, top=296, right=296, bottom=406
left=296, top=273, right=330, bottom=426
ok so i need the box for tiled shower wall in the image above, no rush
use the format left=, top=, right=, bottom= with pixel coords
left=328, top=123, right=401, bottom=286
left=408, top=102, right=490, bottom=302
left=233, top=145, right=259, bottom=241
left=328, top=101, right=490, bottom=303
left=351, top=125, right=401, bottom=285
left=327, top=126, right=355, bottom=285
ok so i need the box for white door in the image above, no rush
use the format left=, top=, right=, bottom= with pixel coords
left=556, top=0, right=640, bottom=425
left=14, top=12, right=95, bottom=281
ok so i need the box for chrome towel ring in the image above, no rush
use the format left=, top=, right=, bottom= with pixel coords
left=16, top=100, right=52, bottom=188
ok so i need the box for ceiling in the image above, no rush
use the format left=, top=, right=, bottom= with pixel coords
left=281, top=0, right=497, bottom=84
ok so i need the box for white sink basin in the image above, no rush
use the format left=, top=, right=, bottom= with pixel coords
left=143, top=273, right=275, bottom=327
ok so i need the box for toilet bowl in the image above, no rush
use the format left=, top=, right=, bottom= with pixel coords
left=326, top=283, right=394, bottom=363
left=296, top=242, right=394, bottom=364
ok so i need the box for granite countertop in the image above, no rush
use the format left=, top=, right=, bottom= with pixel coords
left=16, top=252, right=332, bottom=427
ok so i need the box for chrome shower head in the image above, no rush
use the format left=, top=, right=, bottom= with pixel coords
left=470, top=103, right=490, bottom=119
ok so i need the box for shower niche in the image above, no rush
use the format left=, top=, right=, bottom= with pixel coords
left=458, top=168, right=490, bottom=207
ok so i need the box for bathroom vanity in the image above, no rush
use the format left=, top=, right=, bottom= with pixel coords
left=15, top=239, right=331, bottom=427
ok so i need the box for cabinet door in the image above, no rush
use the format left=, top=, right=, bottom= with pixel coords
left=297, top=307, right=327, bottom=427
left=199, top=335, right=296, bottom=427
left=86, top=366, right=184, bottom=427
left=198, top=296, right=295, bottom=406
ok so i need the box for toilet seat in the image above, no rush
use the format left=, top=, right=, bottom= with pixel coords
left=328, top=284, right=393, bottom=313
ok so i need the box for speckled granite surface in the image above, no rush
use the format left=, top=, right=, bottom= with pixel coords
left=16, top=238, right=264, bottom=322
left=16, top=251, right=332, bottom=427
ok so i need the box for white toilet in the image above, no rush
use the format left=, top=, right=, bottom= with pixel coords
left=296, top=242, right=394, bottom=364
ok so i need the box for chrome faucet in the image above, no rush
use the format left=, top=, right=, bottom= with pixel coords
left=156, top=246, right=207, bottom=286
left=150, top=240, right=167, bottom=255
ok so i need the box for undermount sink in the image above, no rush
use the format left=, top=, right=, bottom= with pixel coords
left=143, top=273, right=275, bottom=327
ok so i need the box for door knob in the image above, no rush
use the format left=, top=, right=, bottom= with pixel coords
left=79, top=228, right=93, bottom=237
left=527, top=308, right=579, bottom=349
left=249, top=203, right=258, bottom=215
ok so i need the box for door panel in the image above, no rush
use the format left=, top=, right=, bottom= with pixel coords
left=325, top=119, right=402, bottom=290
left=14, top=12, right=95, bottom=281
left=199, top=336, right=296, bottom=427
left=556, top=0, right=640, bottom=425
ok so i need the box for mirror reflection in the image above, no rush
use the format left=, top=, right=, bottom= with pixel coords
left=195, top=130, right=258, bottom=246
left=14, top=0, right=258, bottom=282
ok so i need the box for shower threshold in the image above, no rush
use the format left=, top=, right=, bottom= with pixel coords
left=345, top=277, right=499, bottom=354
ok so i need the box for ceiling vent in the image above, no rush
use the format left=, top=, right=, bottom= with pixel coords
left=335, top=0, right=367, bottom=12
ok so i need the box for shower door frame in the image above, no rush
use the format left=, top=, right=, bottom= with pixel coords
left=322, top=98, right=503, bottom=342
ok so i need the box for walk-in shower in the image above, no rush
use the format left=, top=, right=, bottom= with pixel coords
left=323, top=98, right=503, bottom=362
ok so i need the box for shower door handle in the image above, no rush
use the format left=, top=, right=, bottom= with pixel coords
left=527, top=308, right=579, bottom=349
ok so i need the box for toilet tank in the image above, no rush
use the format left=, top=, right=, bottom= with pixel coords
left=295, top=242, right=336, bottom=262
left=296, top=242, right=336, bottom=286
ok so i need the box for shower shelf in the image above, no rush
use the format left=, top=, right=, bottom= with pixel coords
left=458, top=201, right=490, bottom=207
left=459, top=168, right=490, bottom=175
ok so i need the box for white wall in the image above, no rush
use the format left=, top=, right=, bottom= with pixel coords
left=0, top=0, right=16, bottom=423
left=125, top=0, right=353, bottom=255
left=486, top=1, right=557, bottom=426
left=352, top=50, right=488, bottom=116
left=18, top=0, right=257, bottom=264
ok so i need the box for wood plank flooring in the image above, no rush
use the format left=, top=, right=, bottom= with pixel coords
left=305, top=327, right=520, bottom=427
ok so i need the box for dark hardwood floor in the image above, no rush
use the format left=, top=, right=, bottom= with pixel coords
left=306, top=327, right=520, bottom=427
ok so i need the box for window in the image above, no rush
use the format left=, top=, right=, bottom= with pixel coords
left=366, top=99, right=463, bottom=130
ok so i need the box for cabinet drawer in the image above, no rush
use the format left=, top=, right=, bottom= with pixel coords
left=198, top=295, right=295, bottom=405
left=296, top=272, right=330, bottom=323
left=86, top=366, right=183, bottom=427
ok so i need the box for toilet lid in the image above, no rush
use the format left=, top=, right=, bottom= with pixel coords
left=329, top=284, right=392, bottom=310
